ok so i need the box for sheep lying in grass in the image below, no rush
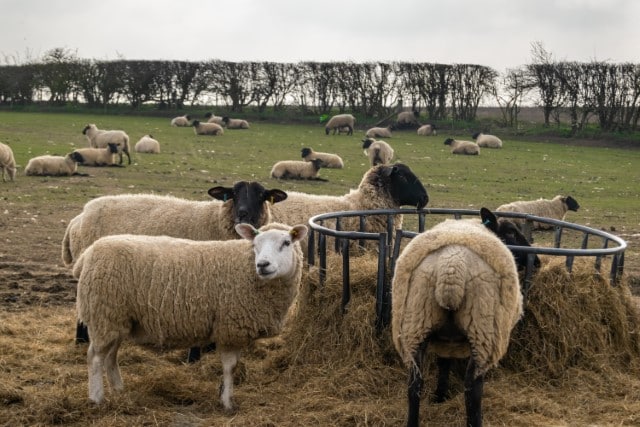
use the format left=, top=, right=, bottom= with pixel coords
left=204, top=112, right=225, bottom=125
left=271, top=159, right=325, bottom=181
left=472, top=132, right=502, bottom=148
left=365, top=125, right=393, bottom=139
left=222, top=116, right=250, bottom=129
left=0, top=142, right=17, bottom=182
left=496, top=195, right=581, bottom=230
left=417, top=124, right=437, bottom=136
left=301, top=147, right=344, bottom=169
left=75, top=222, right=307, bottom=409
left=325, top=114, right=355, bottom=135
left=396, top=110, right=420, bottom=128
left=362, top=138, right=394, bottom=166
left=444, top=138, right=480, bottom=155
left=134, top=135, right=160, bottom=154
left=170, top=115, right=191, bottom=127
left=192, top=120, right=224, bottom=136
left=25, top=153, right=85, bottom=176
left=392, top=208, right=524, bottom=427
left=82, top=124, right=131, bottom=165
left=72, top=143, right=120, bottom=167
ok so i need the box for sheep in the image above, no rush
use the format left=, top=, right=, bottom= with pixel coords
left=325, top=114, right=355, bottom=135
left=444, top=138, right=480, bottom=155
left=204, top=112, right=225, bottom=125
left=82, top=124, right=131, bottom=165
left=72, top=143, right=120, bottom=166
left=365, top=125, right=394, bottom=139
left=134, top=134, right=160, bottom=154
left=337, top=126, right=352, bottom=135
left=24, top=152, right=84, bottom=176
left=300, top=147, right=344, bottom=169
left=496, top=195, right=581, bottom=230
left=391, top=208, right=524, bottom=427
left=192, top=120, right=224, bottom=136
left=270, top=159, right=325, bottom=181
left=74, top=222, right=308, bottom=408
left=396, top=110, right=420, bottom=128
left=170, top=114, right=191, bottom=127
left=362, top=138, right=394, bottom=166
left=417, top=124, right=437, bottom=136
left=472, top=132, right=502, bottom=148
left=0, top=142, right=17, bottom=182
left=270, top=163, right=428, bottom=255
left=222, top=116, right=250, bottom=129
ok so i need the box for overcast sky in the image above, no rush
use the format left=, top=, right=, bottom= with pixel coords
left=1, top=0, right=638, bottom=72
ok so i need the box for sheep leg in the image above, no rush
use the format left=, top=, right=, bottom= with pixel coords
left=87, top=342, right=105, bottom=403
left=433, top=356, right=452, bottom=403
left=219, top=349, right=239, bottom=411
left=464, top=358, right=484, bottom=427
left=103, top=339, right=124, bottom=392
left=407, top=340, right=428, bottom=427
left=124, top=151, right=131, bottom=165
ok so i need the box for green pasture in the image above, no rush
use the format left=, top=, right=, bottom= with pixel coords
left=0, top=111, right=639, bottom=235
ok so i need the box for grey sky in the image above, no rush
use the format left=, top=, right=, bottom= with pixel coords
left=1, top=0, right=638, bottom=71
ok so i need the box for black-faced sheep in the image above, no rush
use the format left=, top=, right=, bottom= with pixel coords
left=444, top=138, right=480, bottom=155
left=204, top=112, right=225, bottom=125
left=417, top=124, right=437, bottom=136
left=192, top=120, right=224, bottom=136
left=75, top=222, right=307, bottom=409
left=222, top=116, right=250, bottom=129
left=396, top=110, right=420, bottom=129
left=325, top=114, right=355, bottom=135
left=72, top=143, right=120, bottom=167
left=365, top=125, right=393, bottom=139
left=0, top=142, right=17, bottom=182
left=300, top=147, right=344, bottom=169
left=362, top=138, right=394, bottom=166
left=134, top=135, right=160, bottom=154
left=496, top=195, right=581, bottom=230
left=170, top=115, right=191, bottom=127
left=82, top=124, right=131, bottom=165
left=392, top=208, right=525, bottom=427
left=472, top=132, right=502, bottom=148
left=24, top=152, right=84, bottom=176
left=270, top=159, right=325, bottom=181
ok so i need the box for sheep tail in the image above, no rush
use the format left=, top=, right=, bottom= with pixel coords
left=434, top=256, right=466, bottom=311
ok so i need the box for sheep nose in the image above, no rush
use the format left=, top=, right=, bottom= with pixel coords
left=257, top=261, right=270, bottom=274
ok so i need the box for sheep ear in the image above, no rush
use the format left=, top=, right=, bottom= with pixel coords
left=208, top=186, right=234, bottom=202
left=266, top=189, right=288, bottom=204
left=289, top=225, right=308, bottom=243
left=480, top=207, right=499, bottom=233
left=235, top=223, right=258, bottom=240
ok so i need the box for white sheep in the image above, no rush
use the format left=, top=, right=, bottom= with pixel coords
left=204, top=112, right=225, bottom=125
left=24, top=152, right=84, bottom=176
left=496, top=195, right=581, bottom=230
left=443, top=138, right=480, bottom=155
left=362, top=138, right=394, bottom=166
left=472, top=132, right=502, bottom=148
left=325, top=114, right=355, bottom=135
left=270, top=163, right=429, bottom=255
left=82, top=124, right=131, bottom=165
left=300, top=147, right=344, bottom=169
left=222, top=116, right=250, bottom=129
left=192, top=120, right=224, bottom=136
left=72, top=143, right=120, bottom=166
left=170, top=115, right=191, bottom=127
left=396, top=110, right=420, bottom=128
left=134, top=134, right=160, bottom=154
left=417, top=124, right=437, bottom=136
left=270, top=159, right=325, bottom=181
left=365, top=125, right=394, bottom=139
left=74, top=222, right=308, bottom=409
left=0, top=142, right=17, bottom=182
left=391, top=208, right=523, bottom=427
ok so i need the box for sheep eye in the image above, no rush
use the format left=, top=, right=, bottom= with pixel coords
left=281, top=240, right=291, bottom=249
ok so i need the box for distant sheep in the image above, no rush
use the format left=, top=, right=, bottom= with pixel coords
left=192, top=120, right=224, bottom=136
left=0, top=142, right=17, bottom=182
left=134, top=134, right=160, bottom=154
left=204, top=112, right=225, bottom=125
left=496, top=195, right=580, bottom=230
left=325, top=114, right=355, bottom=135
left=82, top=124, right=131, bottom=165
left=365, top=125, right=393, bottom=139
left=222, top=116, right=250, bottom=129
left=301, top=147, right=344, bottom=169
left=72, top=143, right=120, bottom=166
left=417, top=124, right=437, bottom=136
left=362, top=138, right=394, bottom=166
left=444, top=138, right=480, bottom=155
left=271, top=159, right=325, bottom=181
left=472, top=132, right=502, bottom=148
left=396, top=110, right=420, bottom=128
left=75, top=222, right=307, bottom=408
left=392, top=208, right=523, bottom=427
left=24, top=153, right=84, bottom=176
left=170, top=115, right=191, bottom=127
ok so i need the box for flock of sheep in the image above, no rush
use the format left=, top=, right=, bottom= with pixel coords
left=0, top=109, right=583, bottom=427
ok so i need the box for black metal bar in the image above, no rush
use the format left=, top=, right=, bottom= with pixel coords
left=554, top=225, right=563, bottom=248
left=335, top=217, right=342, bottom=253
left=418, top=212, right=426, bottom=233
left=359, top=215, right=366, bottom=249
left=341, top=238, right=351, bottom=314
left=376, top=234, right=390, bottom=332
left=307, top=228, right=315, bottom=266
left=565, top=255, right=575, bottom=273
left=318, top=233, right=326, bottom=286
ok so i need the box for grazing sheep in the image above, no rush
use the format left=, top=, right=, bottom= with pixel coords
left=192, top=120, right=224, bottom=136
left=444, top=138, right=480, bottom=155
left=392, top=208, right=523, bottom=427
left=417, top=124, right=437, bottom=136
left=270, top=159, right=325, bottom=181
left=0, top=142, right=17, bottom=182
left=325, top=114, right=356, bottom=135
left=204, top=112, right=225, bottom=125
left=472, top=132, right=502, bottom=148
left=82, top=124, right=131, bottom=165
left=270, top=163, right=428, bottom=255
left=75, top=222, right=307, bottom=408
left=365, top=125, right=394, bottom=139
left=337, top=126, right=352, bottom=135
left=396, top=110, right=420, bottom=128
left=222, top=116, right=250, bottom=129
left=72, top=143, right=120, bottom=166
left=24, top=153, right=84, bottom=176
left=496, top=195, right=581, bottom=230
left=170, top=115, right=191, bottom=127
left=300, top=147, right=344, bottom=169
left=134, top=134, right=160, bottom=154
left=362, top=138, right=394, bottom=166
